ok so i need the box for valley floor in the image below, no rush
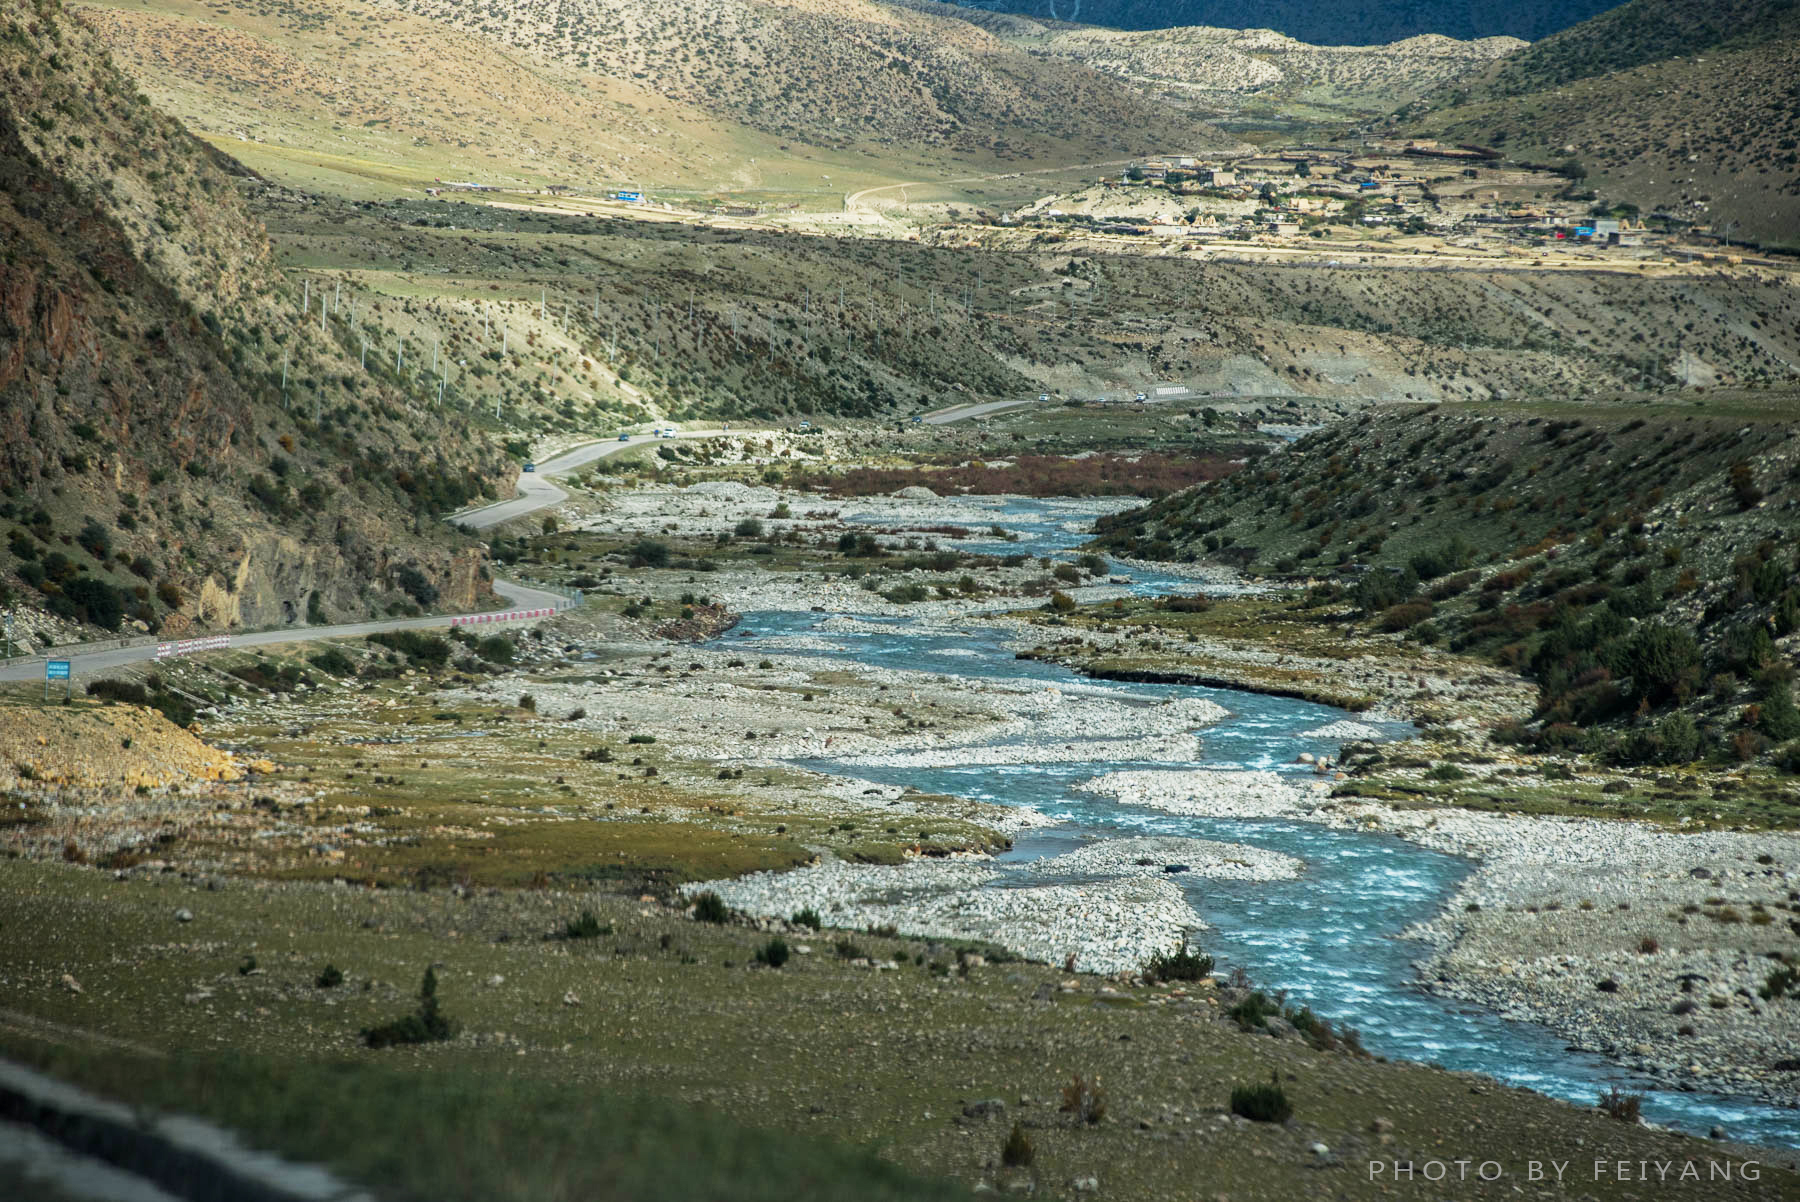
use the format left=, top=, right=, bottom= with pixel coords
left=3, top=471, right=1798, bottom=1195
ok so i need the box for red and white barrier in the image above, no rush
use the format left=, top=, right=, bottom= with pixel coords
left=449, top=608, right=553, bottom=627
left=154, top=635, right=231, bottom=660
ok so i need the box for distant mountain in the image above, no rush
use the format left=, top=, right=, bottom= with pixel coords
left=371, top=0, right=1229, bottom=163
left=945, top=0, right=1621, bottom=46
left=1, top=0, right=507, bottom=638
left=1403, top=0, right=1800, bottom=244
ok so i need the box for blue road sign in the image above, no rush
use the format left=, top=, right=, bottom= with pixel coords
left=45, top=660, right=70, bottom=680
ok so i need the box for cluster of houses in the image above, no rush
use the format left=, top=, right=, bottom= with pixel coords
left=1002, top=143, right=1678, bottom=252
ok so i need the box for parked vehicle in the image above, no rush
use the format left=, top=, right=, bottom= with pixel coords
left=522, top=462, right=535, bottom=473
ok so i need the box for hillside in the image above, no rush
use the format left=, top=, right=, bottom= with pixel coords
left=338, top=0, right=1220, bottom=171
left=247, top=191, right=1800, bottom=441
left=946, top=0, right=1618, bottom=46
left=1402, top=0, right=1800, bottom=245
left=0, top=0, right=510, bottom=642
left=1092, top=403, right=1800, bottom=765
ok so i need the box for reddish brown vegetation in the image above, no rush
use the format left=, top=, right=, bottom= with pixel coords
left=809, top=454, right=1240, bottom=499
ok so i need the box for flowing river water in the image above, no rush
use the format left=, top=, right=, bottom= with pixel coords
left=710, top=497, right=1797, bottom=1147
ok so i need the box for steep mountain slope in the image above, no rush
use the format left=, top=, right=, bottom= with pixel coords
left=1403, top=0, right=1800, bottom=244
left=0, top=0, right=509, bottom=640
left=946, top=0, right=1617, bottom=46
left=1093, top=404, right=1800, bottom=765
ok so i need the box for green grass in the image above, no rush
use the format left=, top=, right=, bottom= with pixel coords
left=0, top=1038, right=974, bottom=1202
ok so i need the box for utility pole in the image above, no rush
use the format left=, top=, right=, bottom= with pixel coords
left=302, top=278, right=309, bottom=314
left=540, top=288, right=546, bottom=320
left=280, top=349, right=288, bottom=396
left=361, top=339, right=367, bottom=369
left=334, top=281, right=341, bottom=314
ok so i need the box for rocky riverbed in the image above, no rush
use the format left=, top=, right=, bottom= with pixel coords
left=682, top=834, right=1300, bottom=974
left=1084, top=767, right=1800, bottom=1109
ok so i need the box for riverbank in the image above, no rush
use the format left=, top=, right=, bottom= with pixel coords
left=1082, top=768, right=1800, bottom=1111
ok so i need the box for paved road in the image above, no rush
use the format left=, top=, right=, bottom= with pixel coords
left=452, top=429, right=732, bottom=530
left=0, top=579, right=567, bottom=684
left=923, top=397, right=1038, bottom=425
left=0, top=431, right=746, bottom=683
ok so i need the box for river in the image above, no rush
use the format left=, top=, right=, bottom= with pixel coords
left=709, top=496, right=1798, bottom=1147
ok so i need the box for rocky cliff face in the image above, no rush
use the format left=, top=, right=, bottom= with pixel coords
left=0, top=0, right=509, bottom=636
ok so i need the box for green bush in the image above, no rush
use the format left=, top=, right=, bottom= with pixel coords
left=1756, top=684, right=1800, bottom=741
left=362, top=967, right=456, bottom=1048
left=629, top=540, right=670, bottom=568
left=1426, top=763, right=1468, bottom=781
left=315, top=964, right=344, bottom=989
left=366, top=630, right=451, bottom=667
left=87, top=679, right=149, bottom=706
left=1142, top=944, right=1214, bottom=983
left=1229, top=1079, right=1292, bottom=1123
left=692, top=892, right=730, bottom=924
left=308, top=648, right=355, bottom=675
left=1049, top=590, right=1076, bottom=613
left=754, top=937, right=790, bottom=968
left=1227, top=990, right=1279, bottom=1031
left=1001, top=1122, right=1033, bottom=1168
left=565, top=910, right=611, bottom=939
left=792, top=908, right=822, bottom=931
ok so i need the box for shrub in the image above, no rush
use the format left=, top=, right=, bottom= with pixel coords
left=87, top=679, right=150, bottom=706
left=366, top=630, right=450, bottom=667
left=1598, top=1086, right=1643, bottom=1123
left=1426, top=763, right=1469, bottom=781
left=393, top=566, right=439, bottom=607
left=1761, top=962, right=1799, bottom=1001
left=1142, top=944, right=1214, bottom=983
left=308, top=648, right=355, bottom=675
left=754, top=937, right=790, bottom=968
left=1001, top=1122, right=1034, bottom=1168
left=315, top=964, right=344, bottom=989
left=60, top=576, right=126, bottom=630
left=76, top=518, right=113, bottom=560
left=1610, top=624, right=1700, bottom=708
left=1379, top=601, right=1434, bottom=632
left=1227, top=990, right=1279, bottom=1031
left=1756, top=684, right=1800, bottom=741
left=734, top=518, right=764, bottom=538
left=565, top=910, right=610, bottom=939
left=629, top=539, right=670, bottom=568
left=1048, top=590, right=1076, bottom=613
left=1230, top=1079, right=1292, bottom=1123
left=1728, top=460, right=1762, bottom=509
left=1059, top=1074, right=1106, bottom=1124
left=627, top=734, right=656, bottom=744
left=518, top=694, right=537, bottom=712
left=792, top=908, right=822, bottom=931
left=692, top=892, right=730, bottom=923
left=834, top=939, right=865, bottom=959
left=1614, top=712, right=1703, bottom=766
left=362, top=967, right=455, bottom=1048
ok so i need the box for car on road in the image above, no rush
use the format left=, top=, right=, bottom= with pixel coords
left=1038, top=393, right=1050, bottom=403
left=618, top=433, right=631, bottom=441
left=1134, top=391, right=1147, bottom=402
left=912, top=415, right=923, bottom=424
left=522, top=462, right=535, bottom=473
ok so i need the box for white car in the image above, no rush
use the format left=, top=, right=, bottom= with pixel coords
left=1038, top=393, right=1050, bottom=403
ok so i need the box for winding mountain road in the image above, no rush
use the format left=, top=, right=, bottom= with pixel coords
left=0, top=430, right=732, bottom=683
